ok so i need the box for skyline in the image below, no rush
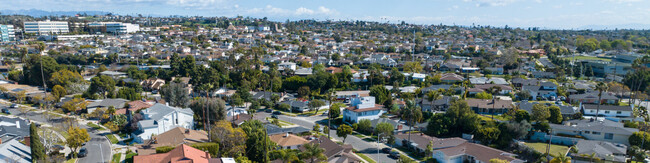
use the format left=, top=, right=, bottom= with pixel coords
left=2, top=0, right=650, bottom=29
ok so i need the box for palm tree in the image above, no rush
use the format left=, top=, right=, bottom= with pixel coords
left=488, top=86, right=502, bottom=120
left=300, top=143, right=326, bottom=163
left=401, top=101, right=422, bottom=147
left=595, top=82, right=609, bottom=119
left=550, top=153, right=571, bottom=163
left=425, top=90, right=441, bottom=111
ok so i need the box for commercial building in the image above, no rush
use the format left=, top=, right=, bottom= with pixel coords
left=23, top=20, right=69, bottom=34
left=88, top=22, right=140, bottom=34
left=0, top=25, right=15, bottom=42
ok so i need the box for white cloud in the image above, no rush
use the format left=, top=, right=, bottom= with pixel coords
left=245, top=5, right=337, bottom=16
left=605, top=0, right=642, bottom=3
left=463, top=0, right=519, bottom=7
left=165, top=0, right=236, bottom=9
left=295, top=7, right=314, bottom=15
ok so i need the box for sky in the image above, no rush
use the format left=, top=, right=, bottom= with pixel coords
left=2, top=0, right=650, bottom=29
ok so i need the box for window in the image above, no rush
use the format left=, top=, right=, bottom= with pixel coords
left=604, top=111, right=610, bottom=114
left=605, top=133, right=614, bottom=140
left=590, top=110, right=594, bottom=113
left=584, top=131, right=590, bottom=134
left=592, top=132, right=601, bottom=135
left=617, top=111, right=622, bottom=114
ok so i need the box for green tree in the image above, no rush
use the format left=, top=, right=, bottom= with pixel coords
left=30, top=123, right=46, bottom=162
left=403, top=62, right=423, bottom=73
left=337, top=124, right=353, bottom=144
left=210, top=120, right=247, bottom=157
left=375, top=122, right=394, bottom=140
left=476, top=127, right=501, bottom=144
left=160, top=82, right=190, bottom=107
left=426, top=100, right=480, bottom=137
left=308, top=99, right=325, bottom=113
left=475, top=92, right=493, bottom=99
left=514, top=109, right=530, bottom=122
left=62, top=97, right=87, bottom=114
left=66, top=126, right=90, bottom=158
left=51, top=85, right=66, bottom=103
left=23, top=54, right=59, bottom=86
left=49, top=69, right=84, bottom=88
left=595, top=82, right=609, bottom=117
left=300, top=143, right=326, bottom=163
left=358, top=119, right=372, bottom=134
left=531, top=104, right=550, bottom=123
left=329, top=103, right=344, bottom=119
left=629, top=131, right=650, bottom=150
left=548, top=106, right=563, bottom=124
left=241, top=120, right=270, bottom=163
left=190, top=97, right=227, bottom=128
left=370, top=85, right=391, bottom=106
left=88, top=75, right=116, bottom=99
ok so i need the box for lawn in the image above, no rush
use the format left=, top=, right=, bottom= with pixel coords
left=87, top=122, right=105, bottom=131
left=106, top=134, right=119, bottom=144
left=564, top=56, right=612, bottom=62
left=65, top=158, right=76, bottom=163
left=45, top=127, right=70, bottom=138
left=265, top=117, right=296, bottom=127
left=524, top=142, right=570, bottom=157
left=355, top=153, right=377, bottom=163
left=111, top=153, right=121, bottom=163
left=124, top=153, right=137, bottom=163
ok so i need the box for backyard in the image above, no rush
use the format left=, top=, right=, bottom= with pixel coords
left=523, top=142, right=570, bottom=157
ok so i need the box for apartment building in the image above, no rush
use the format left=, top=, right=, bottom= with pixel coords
left=23, top=20, right=69, bottom=34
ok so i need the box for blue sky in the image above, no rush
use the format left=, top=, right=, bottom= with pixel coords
left=3, top=0, right=650, bottom=29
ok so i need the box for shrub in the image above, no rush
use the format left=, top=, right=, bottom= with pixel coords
left=190, top=143, right=219, bottom=157
left=155, top=146, right=175, bottom=153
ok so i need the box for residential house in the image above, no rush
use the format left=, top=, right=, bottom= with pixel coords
left=278, top=62, right=297, bottom=71
left=470, top=84, right=513, bottom=95
left=133, top=144, right=214, bottom=163
left=568, top=91, right=619, bottom=104
left=343, top=96, right=385, bottom=123
left=440, top=73, right=464, bottom=84
left=265, top=124, right=311, bottom=136
left=549, top=119, right=638, bottom=145
left=465, top=98, right=513, bottom=115
left=516, top=102, right=578, bottom=118
left=86, top=98, right=129, bottom=114
left=420, top=96, right=455, bottom=112
left=370, top=118, right=408, bottom=133
left=0, top=139, right=31, bottom=163
left=394, top=133, right=467, bottom=154
left=581, top=104, right=634, bottom=120
left=100, top=71, right=127, bottom=79
left=573, top=139, right=627, bottom=162
left=511, top=78, right=540, bottom=88
left=227, top=113, right=252, bottom=127
left=136, top=103, right=194, bottom=142
left=135, top=127, right=208, bottom=155
left=269, top=133, right=310, bottom=150
left=532, top=71, right=556, bottom=79
left=432, top=142, right=523, bottom=163
left=0, top=117, right=30, bottom=142
left=300, top=136, right=362, bottom=163
left=335, top=90, right=369, bottom=100
left=469, top=77, right=508, bottom=85
left=521, top=82, right=557, bottom=100
left=141, top=78, right=165, bottom=91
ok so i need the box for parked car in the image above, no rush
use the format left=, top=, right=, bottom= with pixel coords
left=322, top=110, right=329, bottom=116
left=389, top=151, right=400, bottom=159
left=78, top=147, right=88, bottom=157
left=265, top=109, right=273, bottom=113
left=271, top=115, right=278, bottom=119
left=1, top=108, right=10, bottom=114
left=382, top=148, right=392, bottom=153
left=9, top=104, right=17, bottom=108
left=272, top=111, right=282, bottom=115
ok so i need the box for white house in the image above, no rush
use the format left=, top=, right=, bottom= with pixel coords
left=278, top=62, right=297, bottom=71
left=136, top=103, right=194, bottom=142
left=581, top=104, right=635, bottom=121
left=0, top=139, right=31, bottom=163
left=549, top=119, right=638, bottom=145
left=343, top=96, right=384, bottom=123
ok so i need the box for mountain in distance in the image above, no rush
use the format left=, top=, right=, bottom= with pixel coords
left=577, top=23, right=650, bottom=30
left=0, top=9, right=110, bottom=17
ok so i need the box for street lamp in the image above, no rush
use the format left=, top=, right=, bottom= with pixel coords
left=377, top=133, right=385, bottom=163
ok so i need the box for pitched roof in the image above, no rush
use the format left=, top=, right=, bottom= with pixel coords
left=575, top=139, right=627, bottom=162
left=345, top=104, right=384, bottom=112
left=436, top=142, right=522, bottom=163
left=269, top=134, right=310, bottom=147
left=549, top=119, right=638, bottom=135
left=465, top=98, right=513, bottom=109
left=582, top=104, right=632, bottom=111
left=394, top=133, right=467, bottom=150
left=302, top=136, right=353, bottom=159
left=569, top=91, right=618, bottom=100
left=0, top=139, right=31, bottom=163
left=133, top=144, right=211, bottom=163
left=265, top=124, right=311, bottom=136
left=136, top=127, right=209, bottom=155
left=87, top=98, right=129, bottom=109
left=0, top=117, right=30, bottom=141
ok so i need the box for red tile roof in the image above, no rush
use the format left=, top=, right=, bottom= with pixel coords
left=133, top=144, right=211, bottom=163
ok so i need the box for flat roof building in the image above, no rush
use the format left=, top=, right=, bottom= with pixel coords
left=0, top=25, right=15, bottom=42
left=23, top=20, right=69, bottom=34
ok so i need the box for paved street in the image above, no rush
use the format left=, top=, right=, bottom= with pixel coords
left=256, top=112, right=398, bottom=163
left=1, top=102, right=112, bottom=163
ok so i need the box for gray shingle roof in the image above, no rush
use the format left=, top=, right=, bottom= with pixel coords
left=575, top=139, right=627, bottom=162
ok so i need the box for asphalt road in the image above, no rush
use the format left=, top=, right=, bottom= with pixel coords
left=256, top=112, right=397, bottom=163
left=3, top=103, right=112, bottom=163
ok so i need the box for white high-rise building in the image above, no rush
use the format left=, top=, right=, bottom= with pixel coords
left=23, top=20, right=69, bottom=34
left=0, top=25, right=15, bottom=42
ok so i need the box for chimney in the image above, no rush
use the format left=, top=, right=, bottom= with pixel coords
left=185, top=129, right=190, bottom=134
left=236, top=114, right=239, bottom=120
left=284, top=133, right=289, bottom=138
left=24, top=136, right=30, bottom=146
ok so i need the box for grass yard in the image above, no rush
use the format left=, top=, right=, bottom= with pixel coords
left=265, top=117, right=296, bottom=127
left=564, top=56, right=612, bottom=62
left=87, top=122, right=105, bottom=130
left=124, top=153, right=138, bottom=163
left=106, top=134, right=119, bottom=144
left=46, top=127, right=70, bottom=138
left=356, top=153, right=377, bottom=163
left=524, top=142, right=569, bottom=157
left=65, top=158, right=76, bottom=163
left=111, top=153, right=121, bottom=163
